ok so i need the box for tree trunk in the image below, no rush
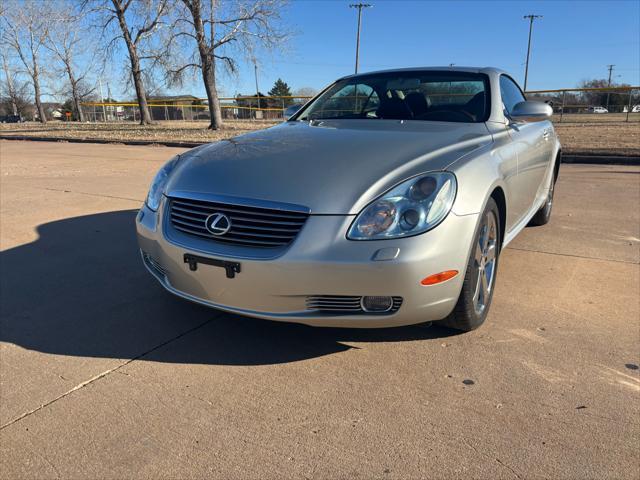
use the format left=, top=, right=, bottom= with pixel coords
left=129, top=56, right=153, bottom=125
left=69, top=78, right=85, bottom=122
left=186, top=0, right=223, bottom=130
left=113, top=0, right=153, bottom=125
left=201, top=57, right=223, bottom=130
left=32, top=67, right=46, bottom=124
left=10, top=97, right=19, bottom=116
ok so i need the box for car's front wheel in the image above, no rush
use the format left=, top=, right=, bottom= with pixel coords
left=528, top=174, right=555, bottom=226
left=441, top=197, right=501, bottom=332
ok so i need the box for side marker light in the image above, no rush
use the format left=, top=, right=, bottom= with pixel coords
left=421, top=270, right=459, bottom=286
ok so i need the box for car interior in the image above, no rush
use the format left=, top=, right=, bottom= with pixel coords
left=375, top=90, right=487, bottom=122
left=301, top=73, right=490, bottom=123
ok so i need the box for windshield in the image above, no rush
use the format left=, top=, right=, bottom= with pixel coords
left=298, top=71, right=490, bottom=123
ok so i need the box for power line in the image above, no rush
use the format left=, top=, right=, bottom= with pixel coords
left=523, top=14, right=543, bottom=91
left=349, top=3, right=372, bottom=74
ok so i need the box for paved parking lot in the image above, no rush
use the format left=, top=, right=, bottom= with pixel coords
left=1, top=140, right=639, bottom=479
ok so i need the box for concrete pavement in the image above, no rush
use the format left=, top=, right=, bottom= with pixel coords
left=1, top=140, right=638, bottom=479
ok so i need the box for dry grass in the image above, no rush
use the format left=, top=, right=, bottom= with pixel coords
left=554, top=122, right=639, bottom=156
left=2, top=117, right=639, bottom=156
left=552, top=113, right=640, bottom=124
left=0, top=120, right=279, bottom=144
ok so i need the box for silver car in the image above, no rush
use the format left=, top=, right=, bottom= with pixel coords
left=137, top=67, right=560, bottom=331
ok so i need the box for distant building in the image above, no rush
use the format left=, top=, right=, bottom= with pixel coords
left=147, top=95, right=205, bottom=121
left=40, top=103, right=64, bottom=121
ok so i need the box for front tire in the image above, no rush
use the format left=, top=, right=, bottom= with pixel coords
left=528, top=173, right=556, bottom=226
left=441, top=198, right=501, bottom=332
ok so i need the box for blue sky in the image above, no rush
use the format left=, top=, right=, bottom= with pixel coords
left=113, top=0, right=640, bottom=98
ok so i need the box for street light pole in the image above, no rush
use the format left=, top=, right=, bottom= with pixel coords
left=523, top=14, right=542, bottom=92
left=350, top=3, right=372, bottom=74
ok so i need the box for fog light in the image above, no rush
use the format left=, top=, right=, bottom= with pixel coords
left=361, top=296, right=393, bottom=312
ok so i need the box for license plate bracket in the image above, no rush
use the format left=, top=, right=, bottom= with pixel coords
left=183, top=253, right=241, bottom=279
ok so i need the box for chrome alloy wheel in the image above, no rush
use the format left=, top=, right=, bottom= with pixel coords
left=472, top=210, right=498, bottom=315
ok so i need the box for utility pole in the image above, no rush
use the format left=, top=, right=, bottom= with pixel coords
left=98, top=77, right=107, bottom=122
left=523, top=14, right=542, bottom=92
left=350, top=3, right=372, bottom=74
left=253, top=61, right=260, bottom=114
left=606, top=64, right=615, bottom=110
left=254, top=62, right=260, bottom=97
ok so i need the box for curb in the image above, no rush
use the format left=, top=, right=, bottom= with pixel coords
left=0, top=135, right=205, bottom=149
left=562, top=154, right=639, bottom=165
left=2, top=135, right=639, bottom=165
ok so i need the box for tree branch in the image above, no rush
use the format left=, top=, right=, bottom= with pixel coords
left=133, top=0, right=168, bottom=44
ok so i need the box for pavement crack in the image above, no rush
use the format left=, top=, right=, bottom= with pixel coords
left=37, top=187, right=143, bottom=204
left=493, top=457, right=523, bottom=480
left=506, top=246, right=639, bottom=265
left=461, top=438, right=523, bottom=479
left=0, top=316, right=219, bottom=431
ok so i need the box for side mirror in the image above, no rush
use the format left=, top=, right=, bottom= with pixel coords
left=283, top=104, right=303, bottom=121
left=509, top=101, right=553, bottom=123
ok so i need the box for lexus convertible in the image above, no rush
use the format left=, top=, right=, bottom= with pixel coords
left=137, top=67, right=560, bottom=331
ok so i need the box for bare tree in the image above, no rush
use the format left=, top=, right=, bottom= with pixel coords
left=1, top=52, right=21, bottom=115
left=88, top=0, right=170, bottom=124
left=293, top=87, right=318, bottom=99
left=1, top=0, right=53, bottom=123
left=1, top=54, right=33, bottom=118
left=170, top=0, right=289, bottom=130
left=45, top=3, right=96, bottom=122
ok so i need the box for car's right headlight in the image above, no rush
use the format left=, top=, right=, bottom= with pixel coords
left=347, top=172, right=457, bottom=240
left=145, top=156, right=181, bottom=211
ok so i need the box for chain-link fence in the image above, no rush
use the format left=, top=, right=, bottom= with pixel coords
left=526, top=86, right=640, bottom=122
left=80, top=87, right=640, bottom=124
left=81, top=95, right=313, bottom=123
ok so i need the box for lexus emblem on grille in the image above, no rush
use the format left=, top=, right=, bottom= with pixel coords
left=205, top=213, right=232, bottom=236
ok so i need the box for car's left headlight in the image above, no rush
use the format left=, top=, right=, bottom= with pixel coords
left=347, top=172, right=457, bottom=240
left=145, top=156, right=181, bottom=211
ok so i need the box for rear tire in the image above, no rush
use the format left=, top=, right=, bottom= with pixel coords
left=440, top=198, right=501, bottom=332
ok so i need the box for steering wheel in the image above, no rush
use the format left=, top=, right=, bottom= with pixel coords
left=415, top=110, right=476, bottom=122
left=456, top=110, right=476, bottom=121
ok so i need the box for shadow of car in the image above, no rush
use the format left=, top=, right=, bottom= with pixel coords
left=1, top=210, right=457, bottom=367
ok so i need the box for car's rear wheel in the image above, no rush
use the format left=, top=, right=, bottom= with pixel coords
left=528, top=173, right=556, bottom=226
left=441, top=198, right=500, bottom=332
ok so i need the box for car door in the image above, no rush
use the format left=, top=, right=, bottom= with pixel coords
left=500, top=75, right=549, bottom=223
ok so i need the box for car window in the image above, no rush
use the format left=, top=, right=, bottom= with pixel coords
left=298, top=71, right=490, bottom=123
left=500, top=75, right=526, bottom=114
left=313, top=83, right=380, bottom=119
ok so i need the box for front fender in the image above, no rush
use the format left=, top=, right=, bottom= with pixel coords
left=448, top=143, right=510, bottom=219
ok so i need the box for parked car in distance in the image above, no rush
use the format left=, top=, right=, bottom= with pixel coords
left=137, top=67, right=560, bottom=331
left=587, top=106, right=608, bottom=113
left=0, top=114, right=24, bottom=123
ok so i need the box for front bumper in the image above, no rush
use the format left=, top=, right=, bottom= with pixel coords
left=136, top=198, right=479, bottom=328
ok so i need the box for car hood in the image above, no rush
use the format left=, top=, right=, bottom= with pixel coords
left=166, top=120, right=492, bottom=214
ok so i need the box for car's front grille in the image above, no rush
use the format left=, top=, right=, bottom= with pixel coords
left=306, top=295, right=403, bottom=315
left=168, top=196, right=309, bottom=248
